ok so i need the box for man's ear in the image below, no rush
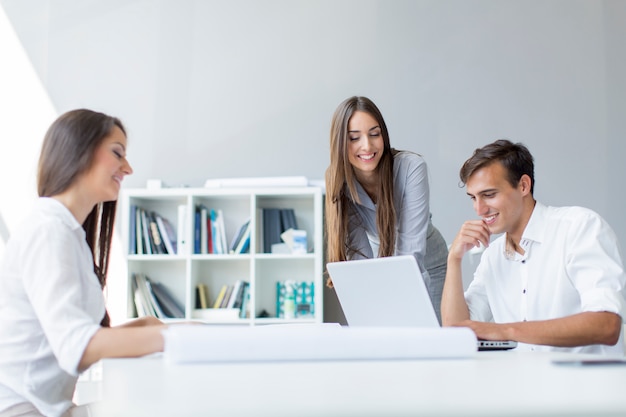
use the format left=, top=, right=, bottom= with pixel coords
left=519, top=174, right=532, bottom=196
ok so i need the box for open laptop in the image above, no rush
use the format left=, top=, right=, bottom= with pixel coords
left=326, top=255, right=517, bottom=351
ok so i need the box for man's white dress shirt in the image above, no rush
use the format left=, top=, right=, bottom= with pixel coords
left=466, top=202, right=626, bottom=355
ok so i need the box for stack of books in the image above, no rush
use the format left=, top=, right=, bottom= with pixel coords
left=129, top=206, right=178, bottom=255
left=132, top=273, right=185, bottom=319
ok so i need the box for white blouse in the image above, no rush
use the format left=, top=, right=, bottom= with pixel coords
left=0, top=198, right=104, bottom=417
left=466, top=202, right=626, bottom=355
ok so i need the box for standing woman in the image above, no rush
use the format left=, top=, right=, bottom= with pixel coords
left=325, top=96, right=448, bottom=322
left=0, top=109, right=165, bottom=417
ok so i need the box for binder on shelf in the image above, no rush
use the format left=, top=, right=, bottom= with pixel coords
left=280, top=208, right=298, bottom=231
left=177, top=204, right=188, bottom=255
left=217, top=209, right=227, bottom=254
left=262, top=208, right=282, bottom=253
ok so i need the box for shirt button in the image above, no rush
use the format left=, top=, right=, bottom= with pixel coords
left=521, top=260, right=526, bottom=264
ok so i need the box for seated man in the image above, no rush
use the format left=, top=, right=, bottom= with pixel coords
left=442, top=139, right=626, bottom=354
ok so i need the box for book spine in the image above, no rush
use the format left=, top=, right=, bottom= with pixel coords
left=218, top=209, right=227, bottom=255
left=156, top=215, right=175, bottom=255
left=197, top=283, right=209, bottom=309
left=234, top=222, right=251, bottom=254
left=226, top=280, right=243, bottom=309
left=140, top=209, right=154, bottom=255
left=210, top=209, right=222, bottom=254
left=149, top=212, right=166, bottom=254
left=212, top=285, right=228, bottom=309
left=136, top=207, right=144, bottom=254
left=206, top=210, right=213, bottom=254
left=239, top=283, right=250, bottom=318
left=220, top=285, right=234, bottom=308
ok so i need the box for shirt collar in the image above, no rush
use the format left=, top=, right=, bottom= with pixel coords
left=520, top=201, right=546, bottom=245
left=37, top=197, right=83, bottom=232
left=503, top=201, right=545, bottom=261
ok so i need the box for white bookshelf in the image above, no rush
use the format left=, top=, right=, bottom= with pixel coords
left=120, top=186, right=324, bottom=325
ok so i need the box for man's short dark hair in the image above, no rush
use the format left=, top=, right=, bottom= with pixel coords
left=460, top=139, right=535, bottom=195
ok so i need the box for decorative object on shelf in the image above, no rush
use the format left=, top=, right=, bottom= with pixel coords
left=280, top=228, right=307, bottom=254
left=276, top=280, right=315, bottom=319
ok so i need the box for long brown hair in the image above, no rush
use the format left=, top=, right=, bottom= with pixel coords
left=325, top=96, right=397, bottom=285
left=37, top=109, right=126, bottom=327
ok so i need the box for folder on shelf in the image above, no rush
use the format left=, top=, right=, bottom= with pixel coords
left=163, top=325, right=477, bottom=363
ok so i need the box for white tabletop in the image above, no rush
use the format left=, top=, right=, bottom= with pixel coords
left=92, top=350, right=626, bottom=417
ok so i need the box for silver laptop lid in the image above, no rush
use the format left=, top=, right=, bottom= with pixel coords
left=326, top=255, right=439, bottom=328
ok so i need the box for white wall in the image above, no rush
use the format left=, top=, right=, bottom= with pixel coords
left=2, top=0, right=625, bottom=320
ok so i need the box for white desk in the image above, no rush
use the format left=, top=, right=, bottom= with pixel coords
left=92, top=351, right=626, bottom=417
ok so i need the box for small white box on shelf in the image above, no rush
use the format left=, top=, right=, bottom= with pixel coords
left=192, top=308, right=241, bottom=321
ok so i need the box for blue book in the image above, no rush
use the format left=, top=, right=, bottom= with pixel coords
left=194, top=206, right=201, bottom=254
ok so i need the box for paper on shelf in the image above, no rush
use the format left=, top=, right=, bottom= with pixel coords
left=163, top=324, right=477, bottom=363
left=204, top=176, right=309, bottom=188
